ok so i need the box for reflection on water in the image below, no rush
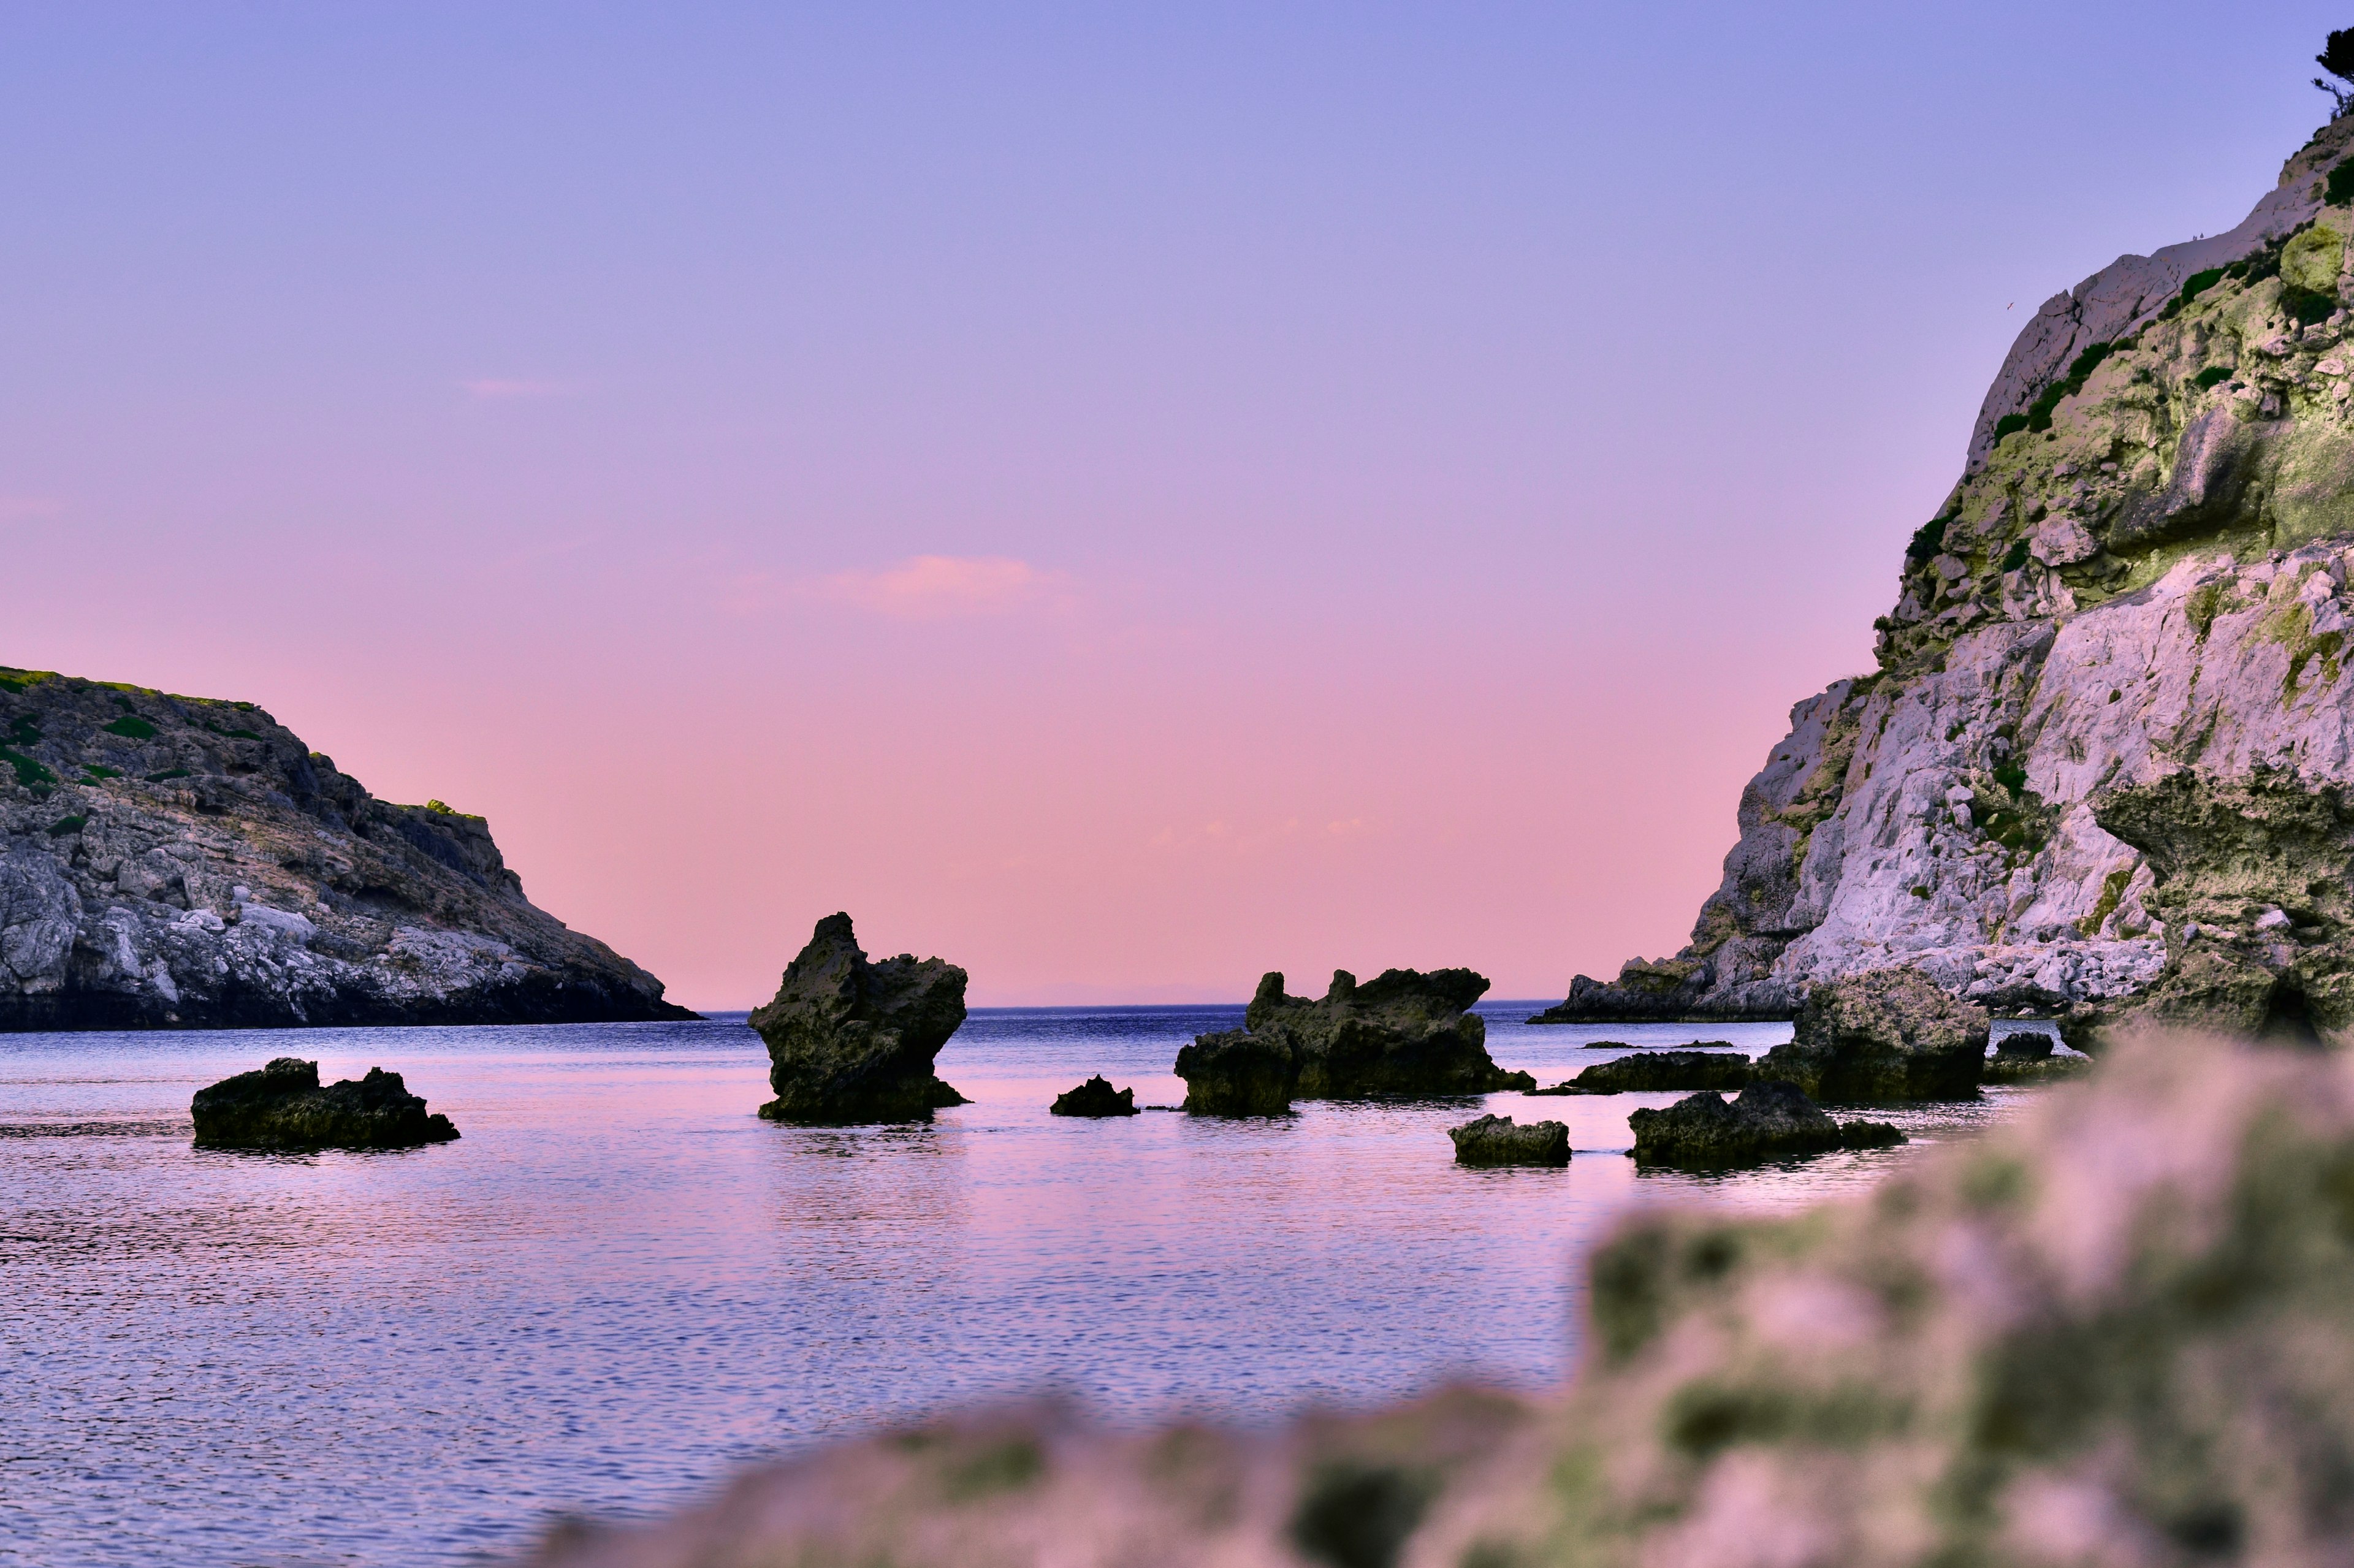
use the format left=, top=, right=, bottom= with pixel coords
left=2, top=1006, right=2030, bottom=1567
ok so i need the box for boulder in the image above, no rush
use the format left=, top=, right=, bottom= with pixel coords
left=1752, top=966, right=1987, bottom=1102
left=1173, top=1029, right=1297, bottom=1116
left=1049, top=1076, right=1137, bottom=1117
left=1178, top=968, right=1532, bottom=1106
left=1449, top=1113, right=1569, bottom=1167
left=190, top=1057, right=459, bottom=1150
left=1528, top=1049, right=1753, bottom=1096
left=750, top=913, right=969, bottom=1124
left=1627, top=1080, right=1904, bottom=1168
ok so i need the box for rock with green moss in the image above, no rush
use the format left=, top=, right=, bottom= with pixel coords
left=191, top=1057, right=459, bottom=1150
left=1447, top=1113, right=1569, bottom=1166
left=1528, top=1048, right=1753, bottom=1096
left=751, top=913, right=969, bottom=1124
left=1752, top=966, right=1987, bottom=1101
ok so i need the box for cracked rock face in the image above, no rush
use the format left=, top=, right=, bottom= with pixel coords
left=0, top=667, right=688, bottom=1030
left=750, top=913, right=969, bottom=1124
left=1545, top=118, right=2354, bottom=1041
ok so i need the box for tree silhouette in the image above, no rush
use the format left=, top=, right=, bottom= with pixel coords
left=2317, top=28, right=2354, bottom=118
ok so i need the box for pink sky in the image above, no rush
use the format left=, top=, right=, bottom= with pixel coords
left=4, top=5, right=2341, bottom=1005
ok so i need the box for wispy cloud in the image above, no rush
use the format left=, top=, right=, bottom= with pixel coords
left=460, top=378, right=587, bottom=400
left=817, top=555, right=1075, bottom=620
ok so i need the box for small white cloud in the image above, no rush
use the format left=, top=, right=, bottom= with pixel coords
left=819, top=555, right=1073, bottom=620
left=461, top=378, right=586, bottom=400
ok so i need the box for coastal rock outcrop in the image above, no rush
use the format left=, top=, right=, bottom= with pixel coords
left=1049, top=1076, right=1137, bottom=1117
left=1447, top=1113, right=1569, bottom=1166
left=1751, top=966, right=1987, bottom=1102
left=1537, top=115, right=2354, bottom=1043
left=190, top=1057, right=459, bottom=1149
left=1627, top=1079, right=1902, bottom=1167
left=1172, top=1028, right=1297, bottom=1116
left=1175, top=967, right=1531, bottom=1113
left=750, top=914, right=969, bottom=1124
left=1528, top=1048, right=1753, bottom=1096
left=0, top=666, right=689, bottom=1029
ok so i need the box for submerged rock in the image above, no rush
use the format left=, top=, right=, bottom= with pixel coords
left=1626, top=1079, right=1902, bottom=1168
left=190, top=1057, right=459, bottom=1150
left=1752, top=966, right=1986, bottom=1102
left=750, top=913, right=969, bottom=1125
left=1529, top=1049, right=1753, bottom=1096
left=1175, top=968, right=1531, bottom=1113
left=1448, top=1113, right=1569, bottom=1166
left=1173, top=1028, right=1297, bottom=1116
left=1049, top=1076, right=1137, bottom=1117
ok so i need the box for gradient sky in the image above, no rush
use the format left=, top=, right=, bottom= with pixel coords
left=4, top=4, right=2346, bottom=1007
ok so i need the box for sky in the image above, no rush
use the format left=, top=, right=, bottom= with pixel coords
left=2, top=3, right=2347, bottom=1008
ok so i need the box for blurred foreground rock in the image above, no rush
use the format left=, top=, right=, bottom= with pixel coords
left=750, top=914, right=967, bottom=1124
left=533, top=1035, right=2354, bottom=1568
left=1447, top=1113, right=1569, bottom=1167
left=191, top=1057, right=458, bottom=1150
left=1175, top=968, right=1533, bottom=1113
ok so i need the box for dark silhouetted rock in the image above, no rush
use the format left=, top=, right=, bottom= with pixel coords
left=750, top=913, right=969, bottom=1124
left=1529, top=1049, right=1754, bottom=1096
left=1628, top=1079, right=1904, bottom=1168
left=1050, top=1076, right=1137, bottom=1117
left=1174, top=1029, right=1297, bottom=1116
left=1449, top=1113, right=1569, bottom=1166
left=1751, top=966, right=1987, bottom=1103
left=1175, top=968, right=1531, bottom=1113
left=190, top=1057, right=459, bottom=1150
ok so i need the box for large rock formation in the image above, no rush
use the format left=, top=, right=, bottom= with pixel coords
left=1171, top=1027, right=1297, bottom=1115
left=1529, top=1048, right=1754, bottom=1096
left=1174, top=968, right=1532, bottom=1113
left=0, top=667, right=689, bottom=1029
left=750, top=913, right=969, bottom=1124
left=1752, top=965, right=1988, bottom=1101
left=1541, top=116, right=2354, bottom=1045
left=531, top=1033, right=2354, bottom=1568
left=191, top=1057, right=460, bottom=1149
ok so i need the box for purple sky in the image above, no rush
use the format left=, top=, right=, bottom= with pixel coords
left=4, top=4, right=2345, bottom=1006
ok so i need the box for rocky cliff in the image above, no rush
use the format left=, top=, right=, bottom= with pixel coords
left=1547, top=115, right=2354, bottom=1045
left=0, top=666, right=689, bottom=1029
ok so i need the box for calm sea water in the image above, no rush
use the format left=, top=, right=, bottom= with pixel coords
left=1, top=1005, right=2035, bottom=1567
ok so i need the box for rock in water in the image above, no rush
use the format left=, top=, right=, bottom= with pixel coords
left=1175, top=968, right=1531, bottom=1113
left=1753, top=967, right=1987, bottom=1102
left=190, top=1057, right=459, bottom=1150
left=1172, top=1028, right=1297, bottom=1116
left=1528, top=1049, right=1753, bottom=1095
left=1627, top=1079, right=1902, bottom=1168
left=750, top=913, right=969, bottom=1124
left=1526, top=112, right=2354, bottom=1046
left=1448, top=1113, right=1569, bottom=1166
left=1049, top=1076, right=1137, bottom=1117
left=0, top=666, right=690, bottom=1030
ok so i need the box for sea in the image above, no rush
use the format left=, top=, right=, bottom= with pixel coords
left=1, top=1005, right=2040, bottom=1566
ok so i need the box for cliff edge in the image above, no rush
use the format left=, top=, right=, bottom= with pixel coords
left=1548, top=115, right=2354, bottom=1043
left=0, top=666, right=691, bottom=1029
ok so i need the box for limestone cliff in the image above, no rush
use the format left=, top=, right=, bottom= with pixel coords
left=0, top=666, right=690, bottom=1029
left=1545, top=115, right=2354, bottom=1042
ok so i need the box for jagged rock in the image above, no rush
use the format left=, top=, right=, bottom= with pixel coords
left=1753, top=966, right=1987, bottom=1102
left=1178, top=968, right=1533, bottom=1111
left=750, top=914, right=969, bottom=1125
left=1049, top=1076, right=1137, bottom=1117
left=1527, top=1049, right=1753, bottom=1095
left=190, top=1057, right=459, bottom=1150
left=1626, top=1079, right=1903, bottom=1167
left=0, top=666, right=689, bottom=1029
left=1173, top=1028, right=1297, bottom=1116
left=1532, top=115, right=2354, bottom=1043
left=1447, top=1113, right=1569, bottom=1166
